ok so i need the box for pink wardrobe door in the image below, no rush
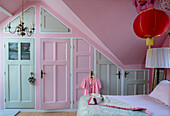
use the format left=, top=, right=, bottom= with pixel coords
left=40, top=39, right=70, bottom=110
left=73, top=39, right=94, bottom=108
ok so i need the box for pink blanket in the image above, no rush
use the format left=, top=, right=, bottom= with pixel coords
left=87, top=95, right=151, bottom=116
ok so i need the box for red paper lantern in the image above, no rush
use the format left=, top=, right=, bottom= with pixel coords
left=133, top=8, right=169, bottom=38
left=133, top=8, right=169, bottom=57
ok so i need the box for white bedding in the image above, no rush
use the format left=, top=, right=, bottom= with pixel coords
left=106, top=95, right=170, bottom=116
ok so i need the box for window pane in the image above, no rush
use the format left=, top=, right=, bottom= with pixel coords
left=9, top=43, right=18, bottom=60
left=21, top=43, right=30, bottom=60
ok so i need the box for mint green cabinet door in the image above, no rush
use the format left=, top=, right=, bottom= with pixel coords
left=96, top=50, right=121, bottom=95
left=4, top=38, right=35, bottom=109
left=124, top=70, right=149, bottom=95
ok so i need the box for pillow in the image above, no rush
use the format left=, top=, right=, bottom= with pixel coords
left=160, top=80, right=170, bottom=84
left=149, top=80, right=170, bottom=106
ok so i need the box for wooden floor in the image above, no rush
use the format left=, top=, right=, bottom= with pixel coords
left=16, top=112, right=77, bottom=116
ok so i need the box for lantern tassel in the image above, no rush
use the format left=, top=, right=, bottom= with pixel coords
left=146, top=38, right=153, bottom=58
left=149, top=45, right=151, bottom=57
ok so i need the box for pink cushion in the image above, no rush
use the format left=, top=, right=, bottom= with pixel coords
left=149, top=80, right=170, bottom=106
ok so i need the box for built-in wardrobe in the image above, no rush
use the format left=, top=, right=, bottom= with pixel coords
left=3, top=5, right=149, bottom=110
left=40, top=38, right=148, bottom=109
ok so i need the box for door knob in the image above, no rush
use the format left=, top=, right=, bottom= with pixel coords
left=41, top=70, right=46, bottom=79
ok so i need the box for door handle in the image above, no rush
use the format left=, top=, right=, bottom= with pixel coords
left=41, top=70, right=46, bottom=79
left=116, top=71, right=121, bottom=79
left=124, top=71, right=129, bottom=78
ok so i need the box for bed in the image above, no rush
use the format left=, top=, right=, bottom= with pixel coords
left=77, top=80, right=170, bottom=116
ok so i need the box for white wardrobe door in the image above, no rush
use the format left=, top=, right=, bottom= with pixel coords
left=96, top=51, right=121, bottom=95
left=5, top=38, right=35, bottom=109
left=124, top=70, right=149, bottom=95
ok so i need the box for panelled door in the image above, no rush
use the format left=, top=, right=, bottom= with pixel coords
left=73, top=39, right=94, bottom=108
left=5, top=38, right=35, bottom=109
left=96, top=51, right=121, bottom=95
left=124, top=70, right=149, bottom=95
left=40, top=39, right=70, bottom=109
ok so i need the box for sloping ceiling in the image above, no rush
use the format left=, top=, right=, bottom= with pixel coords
left=0, top=0, right=169, bottom=66
left=0, top=0, right=28, bottom=23
left=62, top=0, right=169, bottom=65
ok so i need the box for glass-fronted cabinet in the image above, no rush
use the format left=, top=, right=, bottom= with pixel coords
left=9, top=43, right=18, bottom=60
left=8, top=42, right=31, bottom=61
left=21, top=43, right=30, bottom=60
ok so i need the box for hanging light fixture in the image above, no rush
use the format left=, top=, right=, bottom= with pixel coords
left=132, top=0, right=169, bottom=58
left=7, top=0, right=35, bottom=36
